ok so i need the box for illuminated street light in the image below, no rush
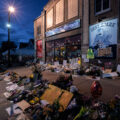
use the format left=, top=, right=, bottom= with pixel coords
left=6, top=23, right=11, bottom=28
left=8, top=6, right=15, bottom=13
left=7, top=6, right=15, bottom=67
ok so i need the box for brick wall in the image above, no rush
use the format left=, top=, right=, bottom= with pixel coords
left=90, top=0, right=119, bottom=25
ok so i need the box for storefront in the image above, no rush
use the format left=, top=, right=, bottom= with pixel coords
left=46, top=34, right=81, bottom=64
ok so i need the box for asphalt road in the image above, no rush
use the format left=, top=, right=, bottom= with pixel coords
left=8, top=66, right=120, bottom=102
left=0, top=66, right=120, bottom=119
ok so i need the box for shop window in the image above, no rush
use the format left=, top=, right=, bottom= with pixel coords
left=95, top=0, right=110, bottom=15
left=46, top=41, right=54, bottom=63
left=55, top=39, right=66, bottom=63
left=37, top=25, right=41, bottom=36
left=66, top=46, right=81, bottom=59
left=54, top=35, right=81, bottom=63
left=46, top=35, right=81, bottom=64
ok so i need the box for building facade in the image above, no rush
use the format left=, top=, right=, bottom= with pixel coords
left=45, top=0, right=84, bottom=64
left=89, top=0, right=120, bottom=66
left=34, top=0, right=90, bottom=64
left=34, top=0, right=120, bottom=66
left=34, top=11, right=46, bottom=62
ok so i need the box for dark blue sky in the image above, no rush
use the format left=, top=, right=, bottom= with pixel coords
left=0, top=0, right=48, bottom=45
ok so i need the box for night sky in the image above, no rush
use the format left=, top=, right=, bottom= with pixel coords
left=0, top=0, right=48, bottom=46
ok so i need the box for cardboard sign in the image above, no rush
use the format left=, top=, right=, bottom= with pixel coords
left=102, top=72, right=118, bottom=78
left=84, top=58, right=89, bottom=63
left=98, top=47, right=112, bottom=57
left=40, top=61, right=44, bottom=65
left=54, top=61, right=59, bottom=66
left=63, top=60, right=67, bottom=66
left=40, top=85, right=62, bottom=105
left=40, top=85, right=73, bottom=111
left=6, top=104, right=22, bottom=116
left=82, top=54, right=86, bottom=59
left=17, top=100, right=30, bottom=111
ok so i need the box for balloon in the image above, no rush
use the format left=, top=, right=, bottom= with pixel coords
left=91, top=81, right=102, bottom=99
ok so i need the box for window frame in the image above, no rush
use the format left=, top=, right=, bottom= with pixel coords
left=95, top=0, right=111, bottom=16
left=37, top=25, right=41, bottom=36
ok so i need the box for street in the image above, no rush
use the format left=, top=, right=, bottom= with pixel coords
left=7, top=66, right=120, bottom=102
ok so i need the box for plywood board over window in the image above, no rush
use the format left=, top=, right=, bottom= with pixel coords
left=68, top=0, right=78, bottom=19
left=47, top=8, right=53, bottom=28
left=56, top=0, right=64, bottom=24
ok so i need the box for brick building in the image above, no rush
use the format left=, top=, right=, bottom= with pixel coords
left=34, top=0, right=89, bottom=64
left=34, top=0, right=120, bottom=66
left=89, top=0, right=120, bottom=66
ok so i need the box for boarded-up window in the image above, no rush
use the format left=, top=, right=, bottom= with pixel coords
left=56, top=0, right=64, bottom=24
left=68, top=0, right=78, bottom=19
left=47, top=9, right=53, bottom=28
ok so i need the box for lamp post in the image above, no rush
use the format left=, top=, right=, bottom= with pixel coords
left=7, top=6, right=15, bottom=67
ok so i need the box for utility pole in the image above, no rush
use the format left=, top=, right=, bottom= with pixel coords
left=8, top=11, right=10, bottom=67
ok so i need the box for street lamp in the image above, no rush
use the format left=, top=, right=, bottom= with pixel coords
left=7, top=6, right=15, bottom=66
left=6, top=23, right=11, bottom=28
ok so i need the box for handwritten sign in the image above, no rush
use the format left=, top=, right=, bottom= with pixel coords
left=98, top=47, right=112, bottom=57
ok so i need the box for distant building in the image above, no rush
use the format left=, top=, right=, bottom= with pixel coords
left=2, top=39, right=34, bottom=63
left=19, top=43, right=28, bottom=49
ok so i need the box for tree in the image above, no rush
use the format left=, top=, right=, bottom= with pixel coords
left=1, top=41, right=17, bottom=52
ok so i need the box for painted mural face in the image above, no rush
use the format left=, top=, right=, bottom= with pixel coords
left=89, top=18, right=117, bottom=58
left=93, top=28, right=112, bottom=49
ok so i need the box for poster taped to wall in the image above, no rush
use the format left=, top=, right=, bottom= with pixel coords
left=36, top=40, right=42, bottom=58
left=89, top=18, right=118, bottom=58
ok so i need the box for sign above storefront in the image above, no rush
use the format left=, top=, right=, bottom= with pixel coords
left=89, top=18, right=118, bottom=58
left=46, top=19, right=80, bottom=37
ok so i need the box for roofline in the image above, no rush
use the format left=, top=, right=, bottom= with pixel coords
left=34, top=0, right=51, bottom=22
left=34, top=15, right=42, bottom=21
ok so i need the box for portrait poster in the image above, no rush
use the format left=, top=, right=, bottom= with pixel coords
left=89, top=18, right=118, bottom=58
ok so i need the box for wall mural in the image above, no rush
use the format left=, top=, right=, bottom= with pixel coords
left=89, top=18, right=118, bottom=58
